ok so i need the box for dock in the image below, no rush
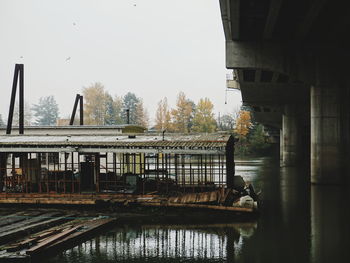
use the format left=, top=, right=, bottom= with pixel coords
left=0, top=209, right=116, bottom=262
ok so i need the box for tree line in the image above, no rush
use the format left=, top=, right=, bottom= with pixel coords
left=0, top=82, right=272, bottom=155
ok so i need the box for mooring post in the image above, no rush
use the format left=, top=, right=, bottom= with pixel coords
left=225, top=135, right=235, bottom=189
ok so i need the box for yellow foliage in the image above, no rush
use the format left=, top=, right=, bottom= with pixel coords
left=192, top=98, right=217, bottom=133
left=155, top=97, right=171, bottom=131
left=234, top=110, right=252, bottom=137
left=170, top=92, right=193, bottom=133
left=82, top=82, right=107, bottom=125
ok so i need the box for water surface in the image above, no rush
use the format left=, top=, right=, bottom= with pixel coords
left=48, top=157, right=350, bottom=263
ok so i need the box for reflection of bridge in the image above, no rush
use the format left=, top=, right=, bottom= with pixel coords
left=220, top=0, right=350, bottom=184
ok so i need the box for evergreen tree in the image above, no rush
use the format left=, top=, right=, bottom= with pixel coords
left=104, top=93, right=116, bottom=125
left=32, top=96, right=59, bottom=125
left=122, top=92, right=139, bottom=124
left=0, top=114, right=4, bottom=126
left=249, top=124, right=270, bottom=154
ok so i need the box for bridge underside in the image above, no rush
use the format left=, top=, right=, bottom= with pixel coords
left=220, top=0, right=350, bottom=184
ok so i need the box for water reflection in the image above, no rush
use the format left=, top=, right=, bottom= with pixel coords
left=47, top=157, right=350, bottom=263
left=48, top=223, right=257, bottom=263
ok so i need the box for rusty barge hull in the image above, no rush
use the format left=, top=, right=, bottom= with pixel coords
left=0, top=192, right=255, bottom=214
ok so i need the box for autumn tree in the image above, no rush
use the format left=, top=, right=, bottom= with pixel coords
left=155, top=97, right=171, bottom=131
left=135, top=99, right=149, bottom=128
left=32, top=96, right=59, bottom=126
left=122, top=92, right=139, bottom=124
left=170, top=92, right=194, bottom=133
left=192, top=98, right=217, bottom=133
left=234, top=110, right=252, bottom=137
left=113, top=95, right=124, bottom=124
left=234, top=110, right=253, bottom=155
left=82, top=82, right=108, bottom=125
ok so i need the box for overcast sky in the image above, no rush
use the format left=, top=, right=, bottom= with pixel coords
left=0, top=0, right=241, bottom=124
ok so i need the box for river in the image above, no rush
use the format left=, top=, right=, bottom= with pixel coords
left=47, top=157, right=350, bottom=263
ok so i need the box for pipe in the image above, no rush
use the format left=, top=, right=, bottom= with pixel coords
left=79, top=95, right=84, bottom=125
left=6, top=64, right=20, bottom=135
left=126, top=109, right=130, bottom=124
left=19, top=64, right=24, bottom=134
left=69, top=94, right=80, bottom=125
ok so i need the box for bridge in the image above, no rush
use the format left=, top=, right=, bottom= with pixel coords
left=219, top=0, right=350, bottom=184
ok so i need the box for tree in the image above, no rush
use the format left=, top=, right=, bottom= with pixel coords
left=170, top=92, right=194, bottom=133
left=12, top=101, right=33, bottom=126
left=0, top=115, right=4, bottom=126
left=135, top=99, right=149, bottom=128
left=219, top=113, right=235, bottom=131
left=155, top=97, right=171, bottom=131
left=249, top=124, right=270, bottom=154
left=234, top=110, right=253, bottom=155
left=32, top=96, right=59, bottom=125
left=113, top=95, right=124, bottom=124
left=186, top=99, right=196, bottom=132
left=192, top=98, right=217, bottom=133
left=122, top=92, right=139, bottom=124
left=104, top=93, right=117, bottom=125
left=82, top=82, right=107, bottom=125
left=103, top=94, right=125, bottom=125
left=234, top=110, right=252, bottom=137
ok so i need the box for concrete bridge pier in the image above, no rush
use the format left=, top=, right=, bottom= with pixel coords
left=282, top=104, right=301, bottom=167
left=311, top=79, right=342, bottom=184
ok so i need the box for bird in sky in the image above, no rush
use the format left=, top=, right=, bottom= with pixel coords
left=66, top=57, right=71, bottom=61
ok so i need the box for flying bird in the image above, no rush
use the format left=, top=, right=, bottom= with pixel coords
left=66, top=57, right=71, bottom=61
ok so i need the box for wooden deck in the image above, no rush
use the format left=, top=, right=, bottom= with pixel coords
left=0, top=209, right=116, bottom=262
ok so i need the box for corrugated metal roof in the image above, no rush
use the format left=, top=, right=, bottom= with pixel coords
left=0, top=125, right=144, bottom=130
left=0, top=133, right=232, bottom=149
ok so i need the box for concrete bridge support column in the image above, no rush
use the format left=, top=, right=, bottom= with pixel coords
left=282, top=104, right=301, bottom=167
left=280, top=129, right=283, bottom=163
left=311, top=83, right=342, bottom=184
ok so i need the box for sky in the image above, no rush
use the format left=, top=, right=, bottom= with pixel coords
left=0, top=0, right=242, bottom=125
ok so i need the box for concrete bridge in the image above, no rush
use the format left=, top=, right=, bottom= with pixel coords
left=219, top=0, right=350, bottom=184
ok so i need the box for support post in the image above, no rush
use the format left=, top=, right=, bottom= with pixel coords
left=126, top=109, right=130, bottom=124
left=79, top=95, right=84, bottom=125
left=19, top=64, right=24, bottom=134
left=69, top=94, right=80, bottom=125
left=6, top=64, right=21, bottom=134
left=282, top=104, right=300, bottom=166
left=226, top=136, right=235, bottom=188
left=311, top=83, right=342, bottom=184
